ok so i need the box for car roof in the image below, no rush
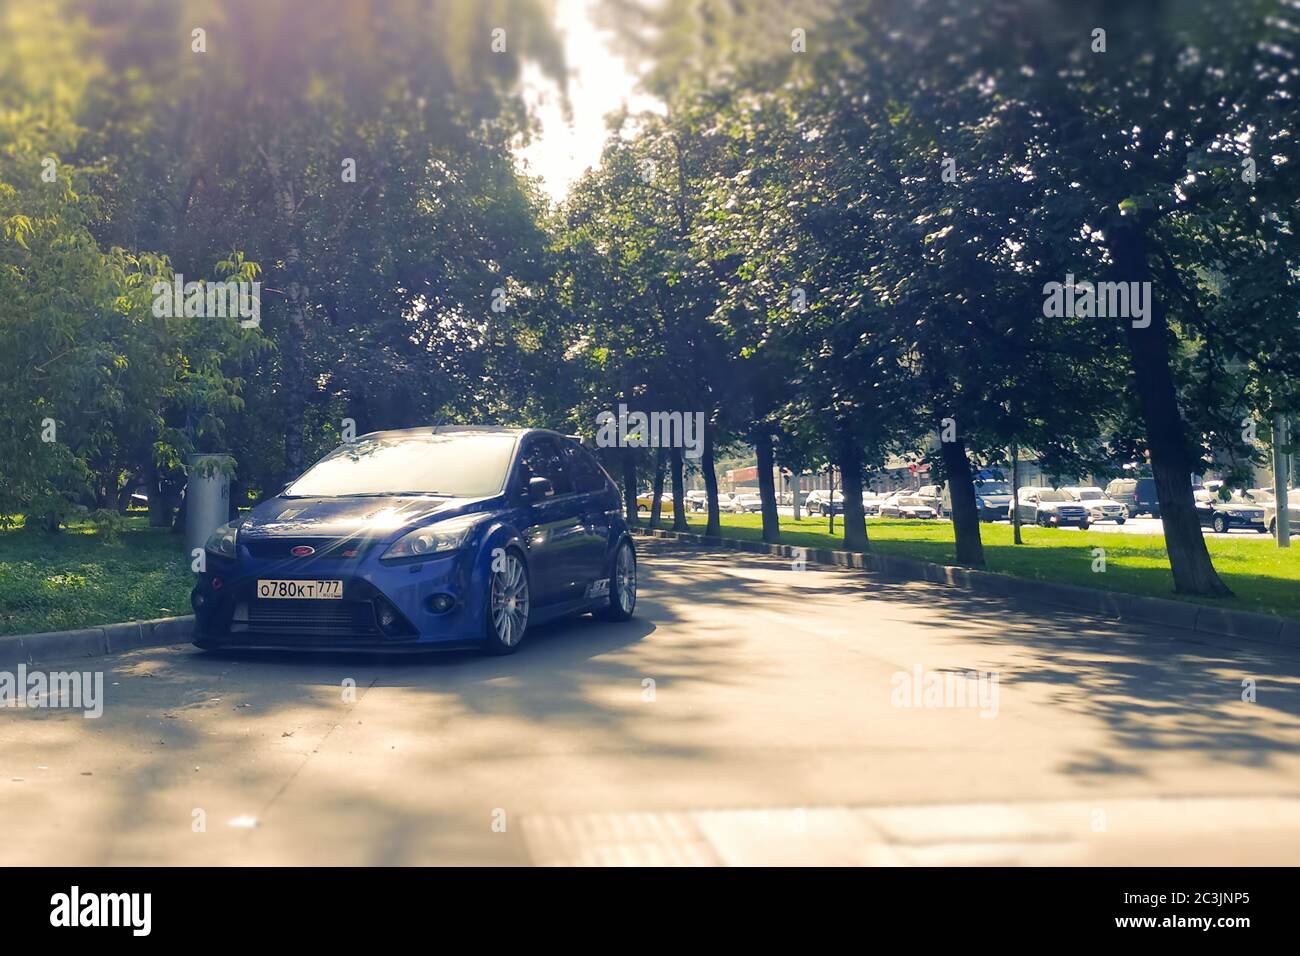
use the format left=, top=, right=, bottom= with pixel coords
left=355, top=425, right=569, bottom=442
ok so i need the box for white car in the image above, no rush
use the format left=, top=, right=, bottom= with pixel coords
left=861, top=492, right=886, bottom=516
left=1062, top=486, right=1128, bottom=524
left=685, top=490, right=709, bottom=512
left=1252, top=488, right=1300, bottom=536
left=879, top=493, right=938, bottom=519
left=734, top=492, right=763, bottom=513
left=718, top=492, right=743, bottom=513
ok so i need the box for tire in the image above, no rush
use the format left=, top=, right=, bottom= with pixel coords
left=1037, top=514, right=1048, bottom=528
left=598, top=539, right=637, bottom=622
left=1080, top=520, right=1090, bottom=530
left=1212, top=514, right=1228, bottom=534
left=1115, top=517, right=1126, bottom=525
left=483, top=548, right=530, bottom=655
left=1269, top=519, right=1276, bottom=535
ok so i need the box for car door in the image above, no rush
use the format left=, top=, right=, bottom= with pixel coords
left=563, top=440, right=616, bottom=597
left=514, top=435, right=586, bottom=605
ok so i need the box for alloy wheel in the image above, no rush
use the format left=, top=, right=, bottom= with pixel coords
left=615, top=542, right=637, bottom=615
left=490, top=552, right=529, bottom=647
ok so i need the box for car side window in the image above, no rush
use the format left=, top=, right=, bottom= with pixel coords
left=517, top=437, right=574, bottom=496
left=564, top=443, right=608, bottom=494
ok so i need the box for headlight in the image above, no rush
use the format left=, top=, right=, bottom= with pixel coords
left=975, top=498, right=985, bottom=508
left=382, top=514, right=486, bottom=561
left=205, top=521, right=239, bottom=558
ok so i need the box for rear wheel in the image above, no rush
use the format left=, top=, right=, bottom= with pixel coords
left=483, top=549, right=529, bottom=654
left=1212, top=514, right=1229, bottom=534
left=598, top=539, right=637, bottom=622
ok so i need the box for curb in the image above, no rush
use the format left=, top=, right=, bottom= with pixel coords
left=632, top=527, right=1298, bottom=648
left=0, top=615, right=195, bottom=669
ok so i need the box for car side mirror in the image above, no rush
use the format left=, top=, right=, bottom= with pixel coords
left=528, top=476, right=555, bottom=501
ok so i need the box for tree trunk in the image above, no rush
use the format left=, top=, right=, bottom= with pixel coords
left=754, top=427, right=780, bottom=543
left=940, top=432, right=985, bottom=567
left=1275, top=412, right=1291, bottom=547
left=1010, top=443, right=1022, bottom=545
left=702, top=425, right=721, bottom=538
left=621, top=449, right=637, bottom=525
left=649, top=447, right=666, bottom=530
left=1109, top=225, right=1231, bottom=596
left=836, top=430, right=869, bottom=552
left=669, top=446, right=688, bottom=532
left=828, top=466, right=836, bottom=536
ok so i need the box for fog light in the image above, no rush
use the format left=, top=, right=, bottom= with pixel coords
left=377, top=601, right=397, bottom=628
left=428, top=594, right=454, bottom=614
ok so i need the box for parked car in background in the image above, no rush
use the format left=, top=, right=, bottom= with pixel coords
left=1014, top=487, right=1090, bottom=528
left=733, top=492, right=763, bottom=513
left=1062, top=486, right=1128, bottom=524
left=861, top=492, right=886, bottom=516
left=916, top=484, right=943, bottom=514
left=685, top=490, right=708, bottom=512
left=941, top=480, right=1012, bottom=521
left=1193, top=488, right=1268, bottom=534
left=804, top=489, right=844, bottom=516
left=879, top=493, right=938, bottom=519
left=717, top=491, right=742, bottom=513
left=1256, top=489, right=1300, bottom=536
left=1104, top=477, right=1161, bottom=518
left=635, top=492, right=675, bottom=515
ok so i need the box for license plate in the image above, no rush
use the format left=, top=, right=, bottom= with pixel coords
left=257, top=579, right=343, bottom=600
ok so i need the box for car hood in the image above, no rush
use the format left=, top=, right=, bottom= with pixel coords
left=1216, top=502, right=1264, bottom=513
left=240, top=494, right=491, bottom=540
left=1035, top=501, right=1080, bottom=511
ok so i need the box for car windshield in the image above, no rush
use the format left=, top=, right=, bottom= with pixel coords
left=974, top=482, right=1009, bottom=494
left=1037, top=490, right=1071, bottom=502
left=283, top=433, right=517, bottom=498
left=1071, top=489, right=1103, bottom=500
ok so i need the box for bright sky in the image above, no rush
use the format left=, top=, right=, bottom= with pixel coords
left=516, top=0, right=662, bottom=203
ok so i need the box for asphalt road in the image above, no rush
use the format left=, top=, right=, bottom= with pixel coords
left=3, top=538, right=1299, bottom=865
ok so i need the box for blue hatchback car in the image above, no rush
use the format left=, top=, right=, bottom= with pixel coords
left=191, top=426, right=637, bottom=655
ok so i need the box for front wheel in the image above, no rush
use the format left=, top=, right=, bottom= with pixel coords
left=483, top=549, right=530, bottom=654
left=1115, top=517, right=1126, bottom=525
left=599, top=539, right=637, bottom=622
left=1212, top=515, right=1228, bottom=534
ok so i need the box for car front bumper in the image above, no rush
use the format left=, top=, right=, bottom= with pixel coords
left=191, top=548, right=487, bottom=651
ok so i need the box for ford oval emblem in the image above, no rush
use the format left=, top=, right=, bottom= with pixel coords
left=290, top=545, right=315, bottom=557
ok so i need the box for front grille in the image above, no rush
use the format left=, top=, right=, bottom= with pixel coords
left=242, top=537, right=371, bottom=560
left=245, top=600, right=381, bottom=640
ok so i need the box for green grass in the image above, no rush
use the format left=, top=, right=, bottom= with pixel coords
left=664, top=513, right=1300, bottom=621
left=0, top=514, right=193, bottom=637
